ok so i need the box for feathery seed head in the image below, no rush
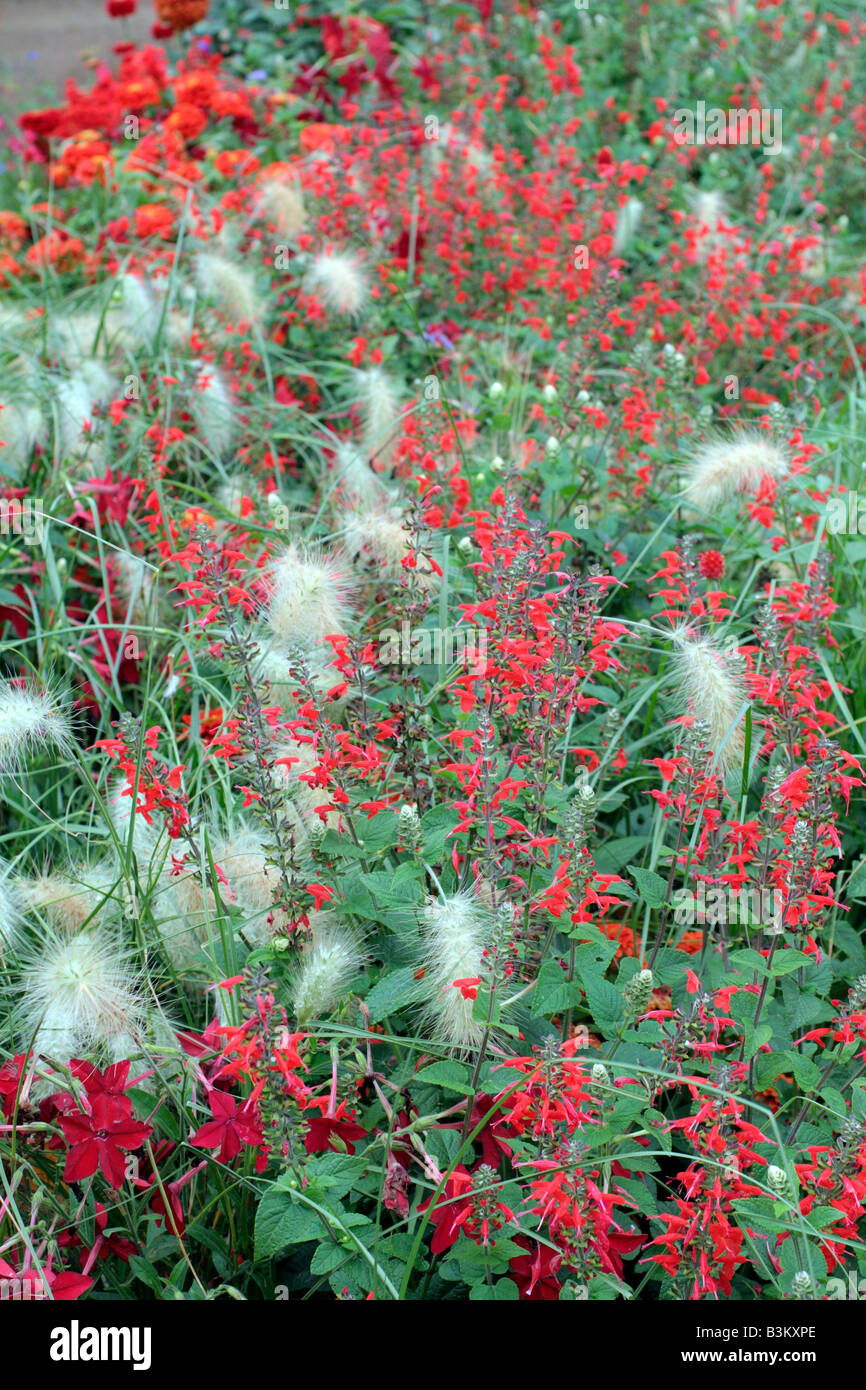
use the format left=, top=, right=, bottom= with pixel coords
left=256, top=177, right=306, bottom=237
left=20, top=928, right=145, bottom=1065
left=333, top=441, right=391, bottom=507
left=418, top=891, right=490, bottom=1052
left=19, top=864, right=115, bottom=936
left=196, top=251, right=263, bottom=325
left=671, top=629, right=747, bottom=772
left=0, top=680, right=72, bottom=771
left=191, top=362, right=236, bottom=460
left=356, top=366, right=402, bottom=467
left=265, top=543, right=354, bottom=651
left=684, top=431, right=789, bottom=510
left=343, top=507, right=441, bottom=591
left=291, top=919, right=366, bottom=1022
left=304, top=251, right=368, bottom=316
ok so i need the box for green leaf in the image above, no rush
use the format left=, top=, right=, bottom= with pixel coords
left=580, top=972, right=624, bottom=1035
left=595, top=837, right=648, bottom=873
left=306, top=1154, right=367, bottom=1202
left=732, top=1199, right=793, bottom=1237
left=789, top=1052, right=821, bottom=1091
left=128, top=1255, right=164, bottom=1295
left=627, top=865, right=668, bottom=909
left=769, top=950, right=815, bottom=977
left=729, top=948, right=770, bottom=975
left=469, top=1278, right=519, bottom=1300
left=415, top=1060, right=471, bottom=1093
left=844, top=860, right=866, bottom=900
left=359, top=869, right=422, bottom=908
left=364, top=967, right=418, bottom=1023
left=650, top=948, right=696, bottom=987
left=254, top=1179, right=321, bottom=1259
left=744, top=1022, right=773, bottom=1060
left=531, top=960, right=584, bottom=1016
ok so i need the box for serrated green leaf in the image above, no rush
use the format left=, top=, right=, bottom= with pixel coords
left=627, top=864, right=668, bottom=909
left=414, top=1060, right=471, bottom=1093
left=364, top=967, right=418, bottom=1023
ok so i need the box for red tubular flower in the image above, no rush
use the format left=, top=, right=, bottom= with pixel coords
left=304, top=1098, right=367, bottom=1155
left=509, top=1236, right=562, bottom=1300
left=418, top=1167, right=474, bottom=1253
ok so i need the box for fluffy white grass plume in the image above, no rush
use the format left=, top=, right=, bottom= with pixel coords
left=55, top=371, right=103, bottom=460
left=220, top=827, right=305, bottom=947
left=256, top=176, right=306, bottom=237
left=265, top=543, right=354, bottom=651
left=272, top=738, right=341, bottom=831
left=333, top=441, right=391, bottom=508
left=690, top=189, right=728, bottom=263
left=343, top=506, right=441, bottom=590
left=612, top=198, right=643, bottom=257
left=356, top=366, right=401, bottom=468
left=683, top=431, right=789, bottom=510
left=0, top=864, right=21, bottom=951
left=115, top=272, right=160, bottom=347
left=191, top=363, right=235, bottom=459
left=196, top=251, right=263, bottom=325
left=291, top=917, right=365, bottom=1022
left=20, top=928, right=145, bottom=1064
left=304, top=251, right=367, bottom=317
left=417, top=892, right=489, bottom=1052
left=692, top=189, right=726, bottom=234
left=0, top=680, right=72, bottom=771
left=0, top=398, right=46, bottom=472
left=19, top=864, right=114, bottom=936
left=51, top=312, right=102, bottom=365
left=159, top=865, right=220, bottom=970
left=671, top=629, right=748, bottom=772
left=256, top=644, right=349, bottom=711
left=112, top=549, right=158, bottom=626
left=216, top=475, right=258, bottom=520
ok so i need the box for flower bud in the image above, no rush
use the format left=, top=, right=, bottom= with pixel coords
left=766, top=1165, right=788, bottom=1195
left=623, top=968, right=653, bottom=1015
left=398, top=802, right=423, bottom=854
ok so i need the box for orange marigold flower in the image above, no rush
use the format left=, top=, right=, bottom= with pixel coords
left=153, top=0, right=209, bottom=31
left=135, top=203, right=174, bottom=239
left=0, top=252, right=22, bottom=286
left=0, top=212, right=28, bottom=251
left=25, top=229, right=85, bottom=271
left=298, top=123, right=343, bottom=156
left=214, top=149, right=260, bottom=179
left=164, top=103, right=208, bottom=141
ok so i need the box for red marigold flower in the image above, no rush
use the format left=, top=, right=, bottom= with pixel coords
left=106, top=0, right=137, bottom=15
left=698, top=549, right=726, bottom=580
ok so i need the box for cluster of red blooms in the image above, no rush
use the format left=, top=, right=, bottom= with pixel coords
left=93, top=722, right=191, bottom=838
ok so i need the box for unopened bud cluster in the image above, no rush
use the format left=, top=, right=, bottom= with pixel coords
left=623, top=968, right=654, bottom=1016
